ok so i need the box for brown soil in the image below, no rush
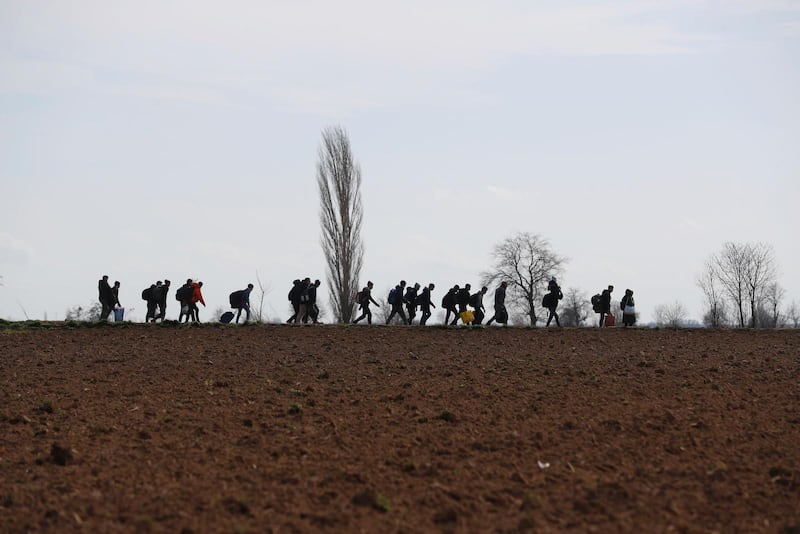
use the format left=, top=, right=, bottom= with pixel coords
left=1, top=324, right=799, bottom=533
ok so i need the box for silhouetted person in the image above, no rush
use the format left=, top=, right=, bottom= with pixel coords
left=621, top=288, right=636, bottom=327
left=386, top=280, right=407, bottom=324
left=286, top=279, right=301, bottom=323
left=599, top=285, right=613, bottom=327
left=231, top=283, right=254, bottom=323
left=544, top=277, right=563, bottom=327
left=404, top=283, right=420, bottom=324
left=418, top=283, right=436, bottom=325
left=177, top=279, right=193, bottom=323
left=307, top=279, right=321, bottom=323
left=442, top=285, right=460, bottom=326
left=190, top=281, right=206, bottom=322
left=144, top=282, right=159, bottom=323
left=295, top=278, right=311, bottom=324
left=156, top=279, right=170, bottom=321
left=353, top=281, right=379, bottom=324
left=486, top=281, right=509, bottom=326
left=98, top=275, right=114, bottom=321
left=471, top=286, right=488, bottom=325
left=456, top=283, right=471, bottom=324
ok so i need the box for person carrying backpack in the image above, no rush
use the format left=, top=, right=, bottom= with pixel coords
left=456, top=283, right=472, bottom=324
left=598, top=285, right=614, bottom=327
left=98, top=275, right=114, bottom=321
left=470, top=286, right=488, bottom=325
left=544, top=277, right=563, bottom=327
left=486, top=281, right=509, bottom=326
left=176, top=279, right=193, bottom=323
left=442, top=285, right=460, bottom=326
left=418, top=283, right=436, bottom=325
left=286, top=279, right=301, bottom=324
left=386, top=280, right=408, bottom=325
left=230, top=283, right=254, bottom=324
left=404, top=283, right=420, bottom=325
left=353, top=281, right=380, bottom=324
left=142, top=282, right=158, bottom=323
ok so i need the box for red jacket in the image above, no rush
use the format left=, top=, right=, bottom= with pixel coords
left=191, top=283, right=205, bottom=306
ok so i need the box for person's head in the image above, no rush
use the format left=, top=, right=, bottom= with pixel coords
left=248, top=283, right=254, bottom=290
left=367, top=281, right=373, bottom=288
left=414, top=282, right=420, bottom=290
left=303, top=277, right=311, bottom=284
left=453, top=285, right=460, bottom=291
left=293, top=279, right=300, bottom=285
left=313, top=280, right=320, bottom=287
left=198, top=281, right=203, bottom=288
left=400, top=280, right=406, bottom=287
left=465, top=283, right=471, bottom=291
left=626, top=288, right=633, bottom=295
left=481, top=286, right=488, bottom=294
left=156, top=281, right=162, bottom=286
left=186, top=278, right=193, bottom=285
left=550, top=276, right=557, bottom=283
left=608, top=285, right=614, bottom=292
left=102, top=275, right=108, bottom=281
left=500, top=281, right=508, bottom=288
left=150, top=283, right=156, bottom=289
left=164, top=279, right=171, bottom=287
left=428, top=283, right=435, bottom=290
left=113, top=281, right=120, bottom=288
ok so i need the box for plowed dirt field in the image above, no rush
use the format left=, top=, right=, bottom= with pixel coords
left=1, top=324, right=799, bottom=533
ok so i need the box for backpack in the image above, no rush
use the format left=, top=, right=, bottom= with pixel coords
left=141, top=287, right=153, bottom=301
left=591, top=293, right=602, bottom=313
left=176, top=285, right=192, bottom=302
left=469, top=293, right=480, bottom=308
left=542, top=293, right=553, bottom=308
left=388, top=288, right=398, bottom=305
left=229, top=290, right=244, bottom=308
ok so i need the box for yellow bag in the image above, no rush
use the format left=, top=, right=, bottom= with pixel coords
left=460, top=310, right=474, bottom=324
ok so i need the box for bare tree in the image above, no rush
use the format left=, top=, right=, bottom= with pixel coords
left=480, top=233, right=566, bottom=326
left=560, top=287, right=590, bottom=327
left=709, top=242, right=777, bottom=328
left=760, top=282, right=785, bottom=328
left=251, top=271, right=272, bottom=323
left=744, top=243, right=777, bottom=327
left=653, top=301, right=688, bottom=327
left=785, top=301, right=800, bottom=328
left=317, top=126, right=365, bottom=323
left=696, top=260, right=727, bottom=327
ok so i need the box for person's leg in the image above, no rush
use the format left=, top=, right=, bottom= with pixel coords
left=398, top=307, right=407, bottom=324
left=366, top=307, right=372, bottom=324
left=235, top=307, right=242, bottom=323
left=599, top=312, right=605, bottom=327
left=474, top=309, right=484, bottom=325
left=449, top=307, right=458, bottom=326
left=420, top=308, right=430, bottom=325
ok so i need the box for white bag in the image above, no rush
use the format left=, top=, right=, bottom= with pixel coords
left=624, top=304, right=635, bottom=315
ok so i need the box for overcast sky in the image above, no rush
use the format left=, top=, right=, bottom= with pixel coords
left=1, top=0, right=798, bottom=324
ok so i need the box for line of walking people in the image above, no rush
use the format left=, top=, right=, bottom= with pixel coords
left=351, top=279, right=512, bottom=326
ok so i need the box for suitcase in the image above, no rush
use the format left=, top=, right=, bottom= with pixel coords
left=220, top=311, right=235, bottom=324
left=604, top=313, right=616, bottom=327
